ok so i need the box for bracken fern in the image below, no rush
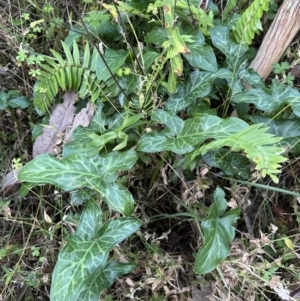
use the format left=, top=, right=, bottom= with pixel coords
left=193, top=123, right=286, bottom=183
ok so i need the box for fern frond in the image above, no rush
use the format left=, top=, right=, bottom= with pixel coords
left=61, top=42, right=74, bottom=65
left=72, top=41, right=80, bottom=65
left=33, top=40, right=119, bottom=115
left=89, top=47, right=98, bottom=71
left=50, top=49, right=66, bottom=66
left=82, top=42, right=90, bottom=69
left=232, top=0, right=271, bottom=47
left=192, top=124, right=286, bottom=183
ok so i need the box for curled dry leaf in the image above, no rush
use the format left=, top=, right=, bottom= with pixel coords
left=192, top=284, right=212, bottom=301
left=64, top=101, right=95, bottom=143
left=33, top=91, right=95, bottom=157
left=1, top=168, right=21, bottom=192
left=269, top=276, right=290, bottom=300
left=33, top=91, right=77, bottom=157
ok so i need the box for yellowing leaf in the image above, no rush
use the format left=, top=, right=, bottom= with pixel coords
left=284, top=237, right=294, bottom=251
left=30, top=19, right=44, bottom=28
left=43, top=209, right=52, bottom=223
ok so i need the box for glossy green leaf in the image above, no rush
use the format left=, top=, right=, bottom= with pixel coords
left=142, top=50, right=161, bottom=71
left=145, top=27, right=168, bottom=46
left=96, top=48, right=128, bottom=81
left=232, top=0, right=270, bottom=46
left=203, top=149, right=250, bottom=179
left=88, top=131, right=118, bottom=148
left=168, top=27, right=189, bottom=54
left=137, top=114, right=248, bottom=154
left=51, top=200, right=141, bottom=301
left=118, top=72, right=139, bottom=95
left=89, top=102, right=109, bottom=131
left=64, top=25, right=85, bottom=47
left=183, top=46, right=217, bottom=72
left=70, top=188, right=96, bottom=206
left=230, top=64, right=264, bottom=95
left=232, top=80, right=300, bottom=116
left=165, top=69, right=232, bottom=113
left=194, top=187, right=241, bottom=274
left=97, top=180, right=135, bottom=215
left=0, top=91, right=31, bottom=109
left=62, top=127, right=98, bottom=158
left=89, top=47, right=99, bottom=71
left=186, top=98, right=217, bottom=117
left=249, top=116, right=300, bottom=154
left=0, top=91, right=9, bottom=100
left=0, top=92, right=8, bottom=109
left=58, top=67, right=66, bottom=91
left=34, top=40, right=117, bottom=114
left=210, top=26, right=246, bottom=67
left=39, top=63, right=56, bottom=74
left=18, top=151, right=138, bottom=215
left=43, top=56, right=60, bottom=70
left=152, top=109, right=184, bottom=135
left=223, top=0, right=237, bottom=19
left=74, top=199, right=103, bottom=240
left=65, top=66, right=73, bottom=90
left=182, top=26, right=205, bottom=47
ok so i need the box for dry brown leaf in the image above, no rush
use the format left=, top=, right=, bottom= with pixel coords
left=269, top=223, right=278, bottom=234
left=43, top=209, right=53, bottom=223
left=291, top=65, right=300, bottom=78
left=64, top=101, right=95, bottom=143
left=1, top=168, right=21, bottom=192
left=260, top=231, right=271, bottom=245
left=269, top=276, right=290, bottom=300
left=161, top=165, right=169, bottom=186
left=291, top=286, right=300, bottom=299
left=192, top=285, right=212, bottom=301
left=33, top=91, right=77, bottom=157
left=227, top=198, right=238, bottom=209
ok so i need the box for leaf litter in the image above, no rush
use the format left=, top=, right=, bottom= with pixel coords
left=2, top=91, right=94, bottom=197
left=33, top=91, right=94, bottom=157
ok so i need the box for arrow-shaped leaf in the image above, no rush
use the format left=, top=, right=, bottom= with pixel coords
left=165, top=69, right=232, bottom=113
left=210, top=26, right=246, bottom=67
left=232, top=79, right=300, bottom=116
left=194, top=188, right=240, bottom=274
left=18, top=150, right=138, bottom=215
left=137, top=114, right=248, bottom=154
left=74, top=199, right=103, bottom=240
left=249, top=115, right=300, bottom=154
left=51, top=199, right=141, bottom=301
left=96, top=48, right=128, bottom=81
left=183, top=46, right=217, bottom=72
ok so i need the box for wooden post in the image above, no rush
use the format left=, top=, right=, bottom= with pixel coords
left=249, top=0, right=300, bottom=79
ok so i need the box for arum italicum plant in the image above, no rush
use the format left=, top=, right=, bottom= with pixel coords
left=14, top=0, right=299, bottom=299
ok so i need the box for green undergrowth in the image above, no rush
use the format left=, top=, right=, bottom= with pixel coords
left=1, top=0, right=300, bottom=300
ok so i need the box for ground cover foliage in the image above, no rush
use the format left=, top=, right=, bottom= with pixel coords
left=1, top=0, right=300, bottom=300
